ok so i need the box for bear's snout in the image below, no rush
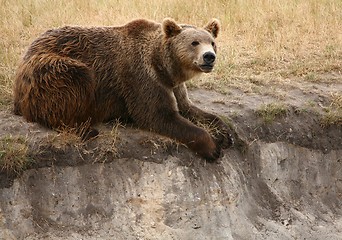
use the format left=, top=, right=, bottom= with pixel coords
left=203, top=52, right=216, bottom=64
left=197, top=51, right=216, bottom=73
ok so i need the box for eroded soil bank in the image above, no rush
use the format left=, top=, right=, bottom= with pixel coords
left=0, top=86, right=341, bottom=240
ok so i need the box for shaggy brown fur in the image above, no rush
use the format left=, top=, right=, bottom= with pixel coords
left=14, top=18, right=232, bottom=161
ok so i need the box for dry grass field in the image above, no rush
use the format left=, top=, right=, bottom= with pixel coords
left=1, top=0, right=341, bottom=102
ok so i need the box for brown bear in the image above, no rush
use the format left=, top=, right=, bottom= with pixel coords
left=13, top=18, right=232, bottom=161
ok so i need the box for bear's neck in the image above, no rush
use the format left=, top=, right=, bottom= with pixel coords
left=152, top=39, right=200, bottom=89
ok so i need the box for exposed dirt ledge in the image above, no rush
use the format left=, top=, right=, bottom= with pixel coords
left=0, top=87, right=341, bottom=239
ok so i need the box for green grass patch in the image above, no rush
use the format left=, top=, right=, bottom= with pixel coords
left=256, top=103, right=288, bottom=123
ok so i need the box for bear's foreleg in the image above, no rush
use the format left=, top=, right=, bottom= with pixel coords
left=125, top=87, right=221, bottom=161
left=154, top=112, right=222, bottom=161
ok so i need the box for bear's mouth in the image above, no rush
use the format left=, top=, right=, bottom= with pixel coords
left=199, top=64, right=214, bottom=73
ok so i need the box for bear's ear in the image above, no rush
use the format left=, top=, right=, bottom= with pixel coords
left=162, top=18, right=182, bottom=38
left=204, top=19, right=220, bottom=38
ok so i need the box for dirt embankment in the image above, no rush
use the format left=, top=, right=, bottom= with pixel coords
left=0, top=85, right=341, bottom=240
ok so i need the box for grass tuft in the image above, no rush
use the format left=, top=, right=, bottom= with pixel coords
left=0, top=135, right=33, bottom=173
left=256, top=103, right=288, bottom=123
left=321, top=92, right=342, bottom=126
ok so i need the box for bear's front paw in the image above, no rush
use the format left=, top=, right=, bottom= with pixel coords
left=188, top=130, right=222, bottom=161
left=198, top=142, right=222, bottom=162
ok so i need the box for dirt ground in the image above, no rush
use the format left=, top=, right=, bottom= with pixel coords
left=0, top=81, right=341, bottom=239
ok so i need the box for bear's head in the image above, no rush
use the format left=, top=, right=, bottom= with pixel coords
left=162, top=18, right=220, bottom=77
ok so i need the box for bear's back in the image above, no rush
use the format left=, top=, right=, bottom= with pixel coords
left=22, top=20, right=163, bottom=76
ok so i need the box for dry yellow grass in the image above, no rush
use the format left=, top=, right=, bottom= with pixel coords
left=0, top=0, right=341, bottom=105
left=0, top=135, right=32, bottom=173
left=321, top=92, right=342, bottom=126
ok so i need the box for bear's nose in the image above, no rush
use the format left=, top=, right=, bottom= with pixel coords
left=203, top=52, right=216, bottom=64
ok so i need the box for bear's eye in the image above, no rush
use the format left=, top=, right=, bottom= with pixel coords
left=191, top=41, right=200, bottom=47
left=211, top=42, right=215, bottom=47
